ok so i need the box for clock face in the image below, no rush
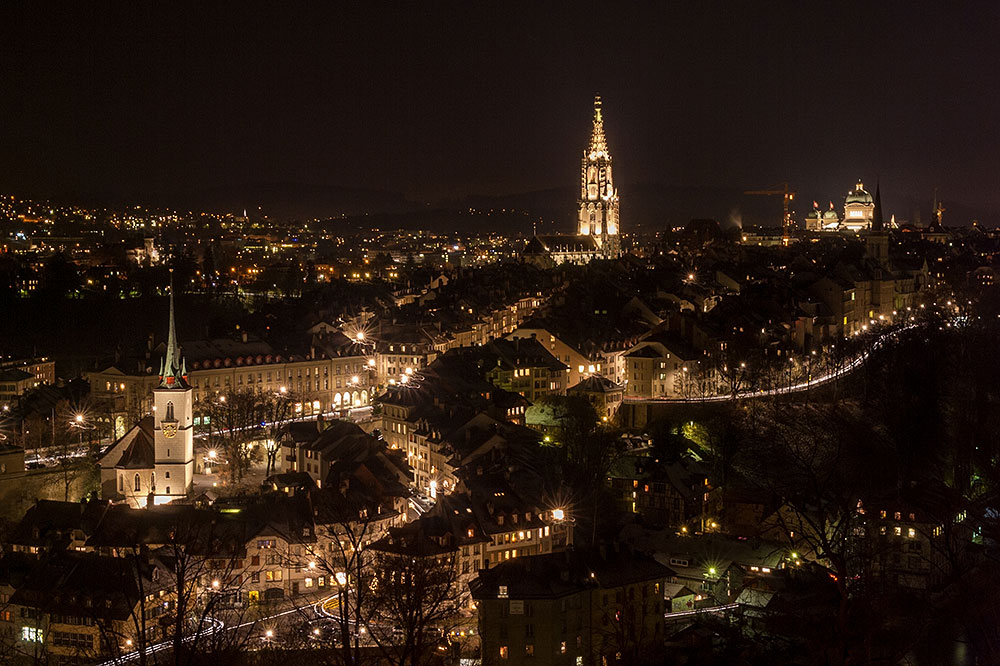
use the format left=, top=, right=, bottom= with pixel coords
left=162, top=422, right=177, bottom=439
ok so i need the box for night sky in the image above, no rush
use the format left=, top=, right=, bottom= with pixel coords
left=2, top=1, right=998, bottom=218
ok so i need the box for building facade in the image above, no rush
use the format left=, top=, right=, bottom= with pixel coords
left=524, top=96, right=621, bottom=267
left=578, top=96, right=620, bottom=258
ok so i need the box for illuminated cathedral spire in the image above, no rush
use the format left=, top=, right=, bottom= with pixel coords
left=589, top=95, right=608, bottom=155
left=158, top=270, right=187, bottom=389
left=578, top=94, right=620, bottom=257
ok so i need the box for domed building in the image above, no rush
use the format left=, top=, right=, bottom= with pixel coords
left=842, top=179, right=875, bottom=231
left=804, top=201, right=841, bottom=231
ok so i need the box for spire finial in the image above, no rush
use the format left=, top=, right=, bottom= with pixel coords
left=159, top=269, right=186, bottom=388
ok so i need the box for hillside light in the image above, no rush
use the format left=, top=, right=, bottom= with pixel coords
left=75, top=414, right=84, bottom=423
left=708, top=567, right=717, bottom=576
left=265, top=629, right=273, bottom=639
left=208, top=450, right=217, bottom=459
left=552, top=508, right=565, bottom=521
left=356, top=331, right=365, bottom=341
left=211, top=579, right=220, bottom=588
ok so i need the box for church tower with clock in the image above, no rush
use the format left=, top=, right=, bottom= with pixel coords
left=578, top=95, right=621, bottom=258
left=152, top=276, right=194, bottom=503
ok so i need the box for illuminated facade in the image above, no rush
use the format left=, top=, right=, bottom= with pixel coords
left=523, top=95, right=622, bottom=266
left=842, top=179, right=875, bottom=231
left=98, top=282, right=194, bottom=507
left=151, top=283, right=195, bottom=504
left=578, top=95, right=621, bottom=257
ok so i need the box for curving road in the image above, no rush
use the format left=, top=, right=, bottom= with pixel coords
left=624, top=324, right=911, bottom=405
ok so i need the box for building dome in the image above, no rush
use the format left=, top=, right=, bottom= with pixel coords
left=845, top=180, right=873, bottom=205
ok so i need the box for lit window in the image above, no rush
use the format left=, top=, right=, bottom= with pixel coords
left=22, top=627, right=43, bottom=643
left=498, top=585, right=508, bottom=598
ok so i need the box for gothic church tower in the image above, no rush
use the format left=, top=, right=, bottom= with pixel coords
left=152, top=274, right=194, bottom=503
left=578, top=95, right=621, bottom=257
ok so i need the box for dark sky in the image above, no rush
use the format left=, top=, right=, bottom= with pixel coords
left=2, top=1, right=998, bottom=217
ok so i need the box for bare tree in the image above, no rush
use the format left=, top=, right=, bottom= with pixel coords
left=367, top=547, right=465, bottom=666
left=199, top=390, right=262, bottom=484
left=258, top=389, right=298, bottom=478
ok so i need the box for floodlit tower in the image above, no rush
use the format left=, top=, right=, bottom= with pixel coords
left=578, top=95, right=621, bottom=257
left=152, top=272, right=194, bottom=504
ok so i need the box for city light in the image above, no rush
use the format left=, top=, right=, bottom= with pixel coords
left=552, top=508, right=565, bottom=520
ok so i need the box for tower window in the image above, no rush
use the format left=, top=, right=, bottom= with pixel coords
left=134, top=474, right=141, bottom=492
left=166, top=402, right=174, bottom=420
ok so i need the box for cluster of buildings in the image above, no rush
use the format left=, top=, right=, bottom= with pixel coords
left=0, top=96, right=997, bottom=665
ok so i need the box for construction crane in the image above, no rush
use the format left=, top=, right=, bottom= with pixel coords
left=744, top=182, right=796, bottom=242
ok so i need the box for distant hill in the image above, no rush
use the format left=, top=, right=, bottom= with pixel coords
left=448, top=184, right=786, bottom=232
left=40, top=180, right=1000, bottom=229
left=170, top=182, right=417, bottom=219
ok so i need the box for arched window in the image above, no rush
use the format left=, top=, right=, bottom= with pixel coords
left=134, top=473, right=141, bottom=492
left=166, top=402, right=174, bottom=420
left=120, top=474, right=124, bottom=492
left=151, top=472, right=156, bottom=491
